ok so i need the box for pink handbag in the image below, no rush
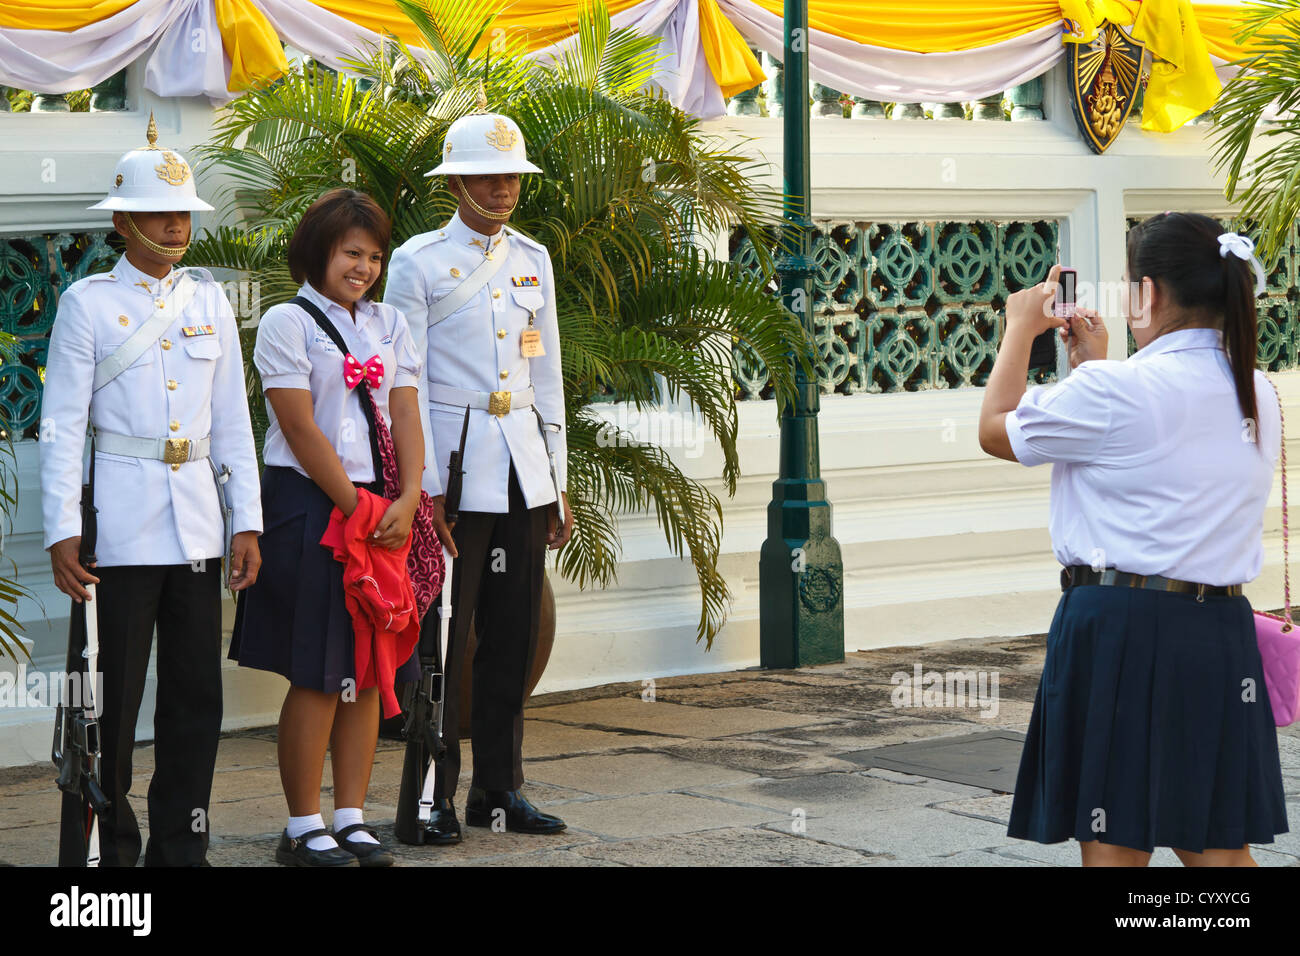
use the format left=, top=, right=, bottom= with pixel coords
left=1255, top=376, right=1300, bottom=727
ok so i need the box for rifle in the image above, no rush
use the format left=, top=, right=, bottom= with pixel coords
left=395, top=405, right=470, bottom=844
left=53, top=435, right=110, bottom=867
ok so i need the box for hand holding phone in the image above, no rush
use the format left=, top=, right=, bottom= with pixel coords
left=1054, top=267, right=1077, bottom=325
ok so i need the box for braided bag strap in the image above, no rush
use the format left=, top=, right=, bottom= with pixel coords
left=1266, top=373, right=1291, bottom=625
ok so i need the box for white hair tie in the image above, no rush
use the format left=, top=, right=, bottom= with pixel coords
left=1218, top=232, right=1268, bottom=297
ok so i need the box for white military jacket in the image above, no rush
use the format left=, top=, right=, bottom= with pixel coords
left=39, top=255, right=263, bottom=567
left=385, top=210, right=567, bottom=513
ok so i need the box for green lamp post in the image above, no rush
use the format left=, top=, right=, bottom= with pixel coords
left=758, top=0, right=845, bottom=668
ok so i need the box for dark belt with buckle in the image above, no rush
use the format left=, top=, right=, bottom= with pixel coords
left=1060, top=565, right=1243, bottom=601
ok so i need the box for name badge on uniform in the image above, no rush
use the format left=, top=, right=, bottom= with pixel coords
left=181, top=325, right=215, bottom=337
left=520, top=327, right=545, bottom=357
left=511, top=276, right=540, bottom=287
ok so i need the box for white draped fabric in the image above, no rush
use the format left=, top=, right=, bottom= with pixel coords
left=0, top=0, right=1244, bottom=116
left=0, top=0, right=201, bottom=96
left=527, top=0, right=724, bottom=118
left=718, top=8, right=1065, bottom=103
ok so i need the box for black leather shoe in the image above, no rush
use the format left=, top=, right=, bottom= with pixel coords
left=275, top=828, right=359, bottom=867
left=333, top=823, right=396, bottom=867
left=395, top=798, right=461, bottom=846
left=424, top=798, right=462, bottom=845
left=464, top=788, right=566, bottom=834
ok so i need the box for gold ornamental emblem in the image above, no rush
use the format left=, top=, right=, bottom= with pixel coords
left=114, top=174, right=123, bottom=188
left=445, top=142, right=453, bottom=155
left=1067, top=22, right=1144, bottom=154
left=485, top=117, right=517, bottom=152
left=155, top=150, right=191, bottom=186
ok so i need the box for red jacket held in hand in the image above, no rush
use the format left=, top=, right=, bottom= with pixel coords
left=319, top=488, right=419, bottom=719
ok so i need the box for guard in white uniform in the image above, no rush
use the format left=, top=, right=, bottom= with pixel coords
left=40, top=116, right=263, bottom=866
left=384, top=94, right=571, bottom=838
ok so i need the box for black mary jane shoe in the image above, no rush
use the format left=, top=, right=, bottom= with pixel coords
left=464, top=788, right=567, bottom=834
left=333, top=823, right=396, bottom=867
left=275, top=828, right=359, bottom=867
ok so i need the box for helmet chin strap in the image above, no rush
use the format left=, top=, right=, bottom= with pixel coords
left=452, top=175, right=515, bottom=223
left=123, top=212, right=189, bottom=258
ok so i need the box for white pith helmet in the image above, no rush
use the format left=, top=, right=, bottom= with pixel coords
left=88, top=112, right=214, bottom=212
left=426, top=88, right=542, bottom=177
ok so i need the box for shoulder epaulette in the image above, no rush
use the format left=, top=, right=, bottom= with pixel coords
left=397, top=228, right=453, bottom=256
left=58, top=272, right=112, bottom=301
left=504, top=226, right=546, bottom=254
left=178, top=265, right=215, bottom=284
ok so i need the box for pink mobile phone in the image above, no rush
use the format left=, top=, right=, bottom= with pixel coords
left=1054, top=268, right=1077, bottom=322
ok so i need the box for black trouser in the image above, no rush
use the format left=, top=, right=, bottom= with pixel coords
left=58, top=563, right=223, bottom=866
left=430, top=466, right=549, bottom=797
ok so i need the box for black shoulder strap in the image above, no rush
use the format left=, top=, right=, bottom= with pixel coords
left=290, top=296, right=384, bottom=491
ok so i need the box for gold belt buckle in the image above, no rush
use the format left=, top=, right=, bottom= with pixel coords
left=164, top=438, right=190, bottom=464
left=488, top=390, right=512, bottom=417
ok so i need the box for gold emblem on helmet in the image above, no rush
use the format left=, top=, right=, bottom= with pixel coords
left=114, top=174, right=123, bottom=188
left=154, top=150, right=191, bottom=186
left=445, top=142, right=453, bottom=155
left=485, top=117, right=517, bottom=151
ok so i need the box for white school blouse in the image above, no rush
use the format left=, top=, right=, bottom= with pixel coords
left=254, top=282, right=425, bottom=484
left=1004, top=327, right=1280, bottom=586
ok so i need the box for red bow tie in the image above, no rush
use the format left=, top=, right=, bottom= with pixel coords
left=344, top=353, right=384, bottom=390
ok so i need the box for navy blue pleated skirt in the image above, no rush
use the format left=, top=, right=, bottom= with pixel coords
left=229, top=466, right=419, bottom=695
left=1007, top=584, right=1289, bottom=853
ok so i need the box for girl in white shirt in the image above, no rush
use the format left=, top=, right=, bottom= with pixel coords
left=979, top=212, right=1288, bottom=866
left=230, top=189, right=427, bottom=867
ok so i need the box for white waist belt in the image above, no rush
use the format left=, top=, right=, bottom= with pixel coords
left=95, top=429, right=211, bottom=464
left=429, top=383, right=535, bottom=417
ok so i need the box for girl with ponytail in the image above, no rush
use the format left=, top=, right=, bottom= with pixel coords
left=979, top=212, right=1288, bottom=866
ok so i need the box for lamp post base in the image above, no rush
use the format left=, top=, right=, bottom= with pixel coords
left=759, top=477, right=845, bottom=668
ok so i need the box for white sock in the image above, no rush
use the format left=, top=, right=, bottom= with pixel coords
left=287, top=813, right=337, bottom=851
left=334, top=807, right=379, bottom=844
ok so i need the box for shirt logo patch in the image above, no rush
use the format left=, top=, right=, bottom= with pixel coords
left=181, top=325, right=215, bottom=337
left=314, top=332, right=341, bottom=353
left=381, top=334, right=393, bottom=345
left=511, top=276, right=540, bottom=287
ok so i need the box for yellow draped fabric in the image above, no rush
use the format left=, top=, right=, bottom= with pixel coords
left=215, top=0, right=290, bottom=91
left=0, top=0, right=1283, bottom=120
left=698, top=0, right=765, bottom=96
left=312, top=0, right=762, bottom=95
left=740, top=1, right=1069, bottom=53
left=0, top=0, right=137, bottom=29
left=314, top=0, right=643, bottom=46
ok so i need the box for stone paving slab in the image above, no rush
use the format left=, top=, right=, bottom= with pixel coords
left=929, top=794, right=1016, bottom=826
left=0, top=821, right=60, bottom=866
left=554, top=792, right=788, bottom=840
left=0, top=763, right=59, bottom=798
left=527, top=751, right=758, bottom=796
left=474, top=848, right=626, bottom=867
left=688, top=770, right=979, bottom=818
left=213, top=736, right=283, bottom=771
left=658, top=738, right=861, bottom=778
left=782, top=805, right=1020, bottom=860
left=6, top=632, right=1296, bottom=867
left=569, top=827, right=878, bottom=866
left=521, top=720, right=667, bottom=758
left=770, top=715, right=1004, bottom=754
left=526, top=698, right=825, bottom=738
left=870, top=847, right=1051, bottom=867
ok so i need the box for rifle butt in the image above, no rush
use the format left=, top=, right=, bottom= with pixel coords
left=394, top=735, right=432, bottom=845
